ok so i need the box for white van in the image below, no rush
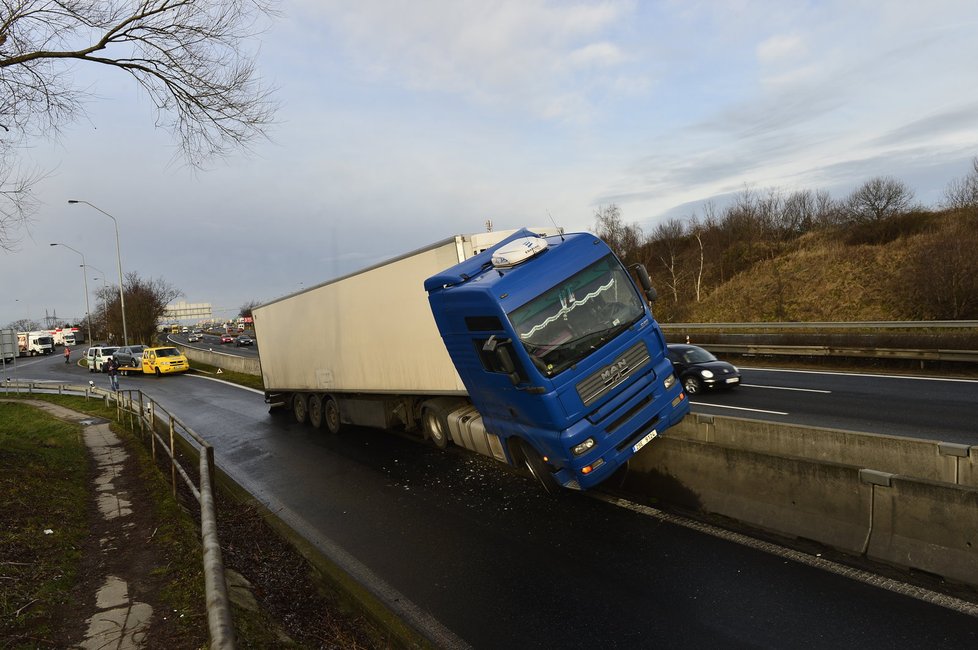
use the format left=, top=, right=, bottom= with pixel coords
left=86, top=346, right=119, bottom=372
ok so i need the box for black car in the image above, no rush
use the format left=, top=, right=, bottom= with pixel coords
left=666, top=344, right=741, bottom=395
left=234, top=335, right=253, bottom=347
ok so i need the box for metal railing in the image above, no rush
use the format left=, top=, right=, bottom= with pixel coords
left=661, top=320, right=978, bottom=330
left=2, top=381, right=235, bottom=649
left=680, top=343, right=978, bottom=364
left=660, top=320, right=978, bottom=365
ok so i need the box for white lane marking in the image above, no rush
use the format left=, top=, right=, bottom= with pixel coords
left=594, top=494, right=978, bottom=619
left=690, top=401, right=789, bottom=416
left=186, top=373, right=265, bottom=394
left=741, top=383, right=831, bottom=394
left=741, top=366, right=978, bottom=384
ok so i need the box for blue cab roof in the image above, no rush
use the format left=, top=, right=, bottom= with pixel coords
left=424, top=228, right=542, bottom=293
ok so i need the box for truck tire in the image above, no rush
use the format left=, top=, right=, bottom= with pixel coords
left=422, top=405, right=450, bottom=450
left=292, top=393, right=308, bottom=425
left=323, top=395, right=342, bottom=434
left=308, top=394, right=324, bottom=429
left=518, top=439, right=562, bottom=496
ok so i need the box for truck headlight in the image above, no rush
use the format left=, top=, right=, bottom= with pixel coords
left=663, top=372, right=677, bottom=390
left=572, top=437, right=595, bottom=456
left=701, top=369, right=714, bottom=379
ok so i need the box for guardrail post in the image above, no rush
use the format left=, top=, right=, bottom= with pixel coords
left=150, top=402, right=157, bottom=462
left=169, top=419, right=177, bottom=497
left=199, top=444, right=236, bottom=649
left=138, top=392, right=144, bottom=435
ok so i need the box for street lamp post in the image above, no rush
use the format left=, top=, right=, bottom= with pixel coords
left=86, top=265, right=108, bottom=341
left=50, top=243, right=93, bottom=347
left=67, top=200, right=128, bottom=345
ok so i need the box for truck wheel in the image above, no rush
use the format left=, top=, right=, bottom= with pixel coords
left=308, top=394, right=324, bottom=429
left=422, top=406, right=449, bottom=450
left=292, top=393, right=308, bottom=425
left=323, top=396, right=342, bottom=434
left=155, top=368, right=162, bottom=377
left=518, top=439, right=562, bottom=496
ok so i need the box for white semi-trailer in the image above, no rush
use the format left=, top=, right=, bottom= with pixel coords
left=254, top=231, right=522, bottom=426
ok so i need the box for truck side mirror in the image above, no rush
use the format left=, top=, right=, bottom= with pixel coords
left=496, top=344, right=522, bottom=386
left=630, top=263, right=658, bottom=304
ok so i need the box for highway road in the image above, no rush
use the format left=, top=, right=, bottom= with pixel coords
left=9, top=352, right=978, bottom=648
left=162, top=335, right=978, bottom=445
left=170, top=331, right=260, bottom=358
left=689, top=366, right=978, bottom=445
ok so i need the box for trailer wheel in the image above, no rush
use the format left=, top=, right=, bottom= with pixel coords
left=422, top=406, right=449, bottom=450
left=323, top=395, right=342, bottom=434
left=518, top=439, right=562, bottom=496
left=292, top=393, right=308, bottom=425
left=308, top=394, right=324, bottom=429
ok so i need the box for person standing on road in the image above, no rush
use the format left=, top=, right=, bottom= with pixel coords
left=107, top=357, right=120, bottom=391
left=64, top=346, right=71, bottom=364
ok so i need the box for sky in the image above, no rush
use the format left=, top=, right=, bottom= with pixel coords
left=4, top=0, right=978, bottom=327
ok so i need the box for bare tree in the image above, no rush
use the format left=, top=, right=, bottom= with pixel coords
left=239, top=299, right=261, bottom=319
left=690, top=223, right=705, bottom=303
left=6, top=318, right=39, bottom=331
left=843, top=177, right=916, bottom=223
left=941, top=157, right=978, bottom=213
left=894, top=219, right=978, bottom=319
left=591, top=204, right=643, bottom=264
left=95, top=272, right=181, bottom=344
left=0, top=0, right=278, bottom=248
left=650, top=218, right=687, bottom=304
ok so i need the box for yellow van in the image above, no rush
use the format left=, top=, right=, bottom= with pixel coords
left=141, top=347, right=190, bottom=376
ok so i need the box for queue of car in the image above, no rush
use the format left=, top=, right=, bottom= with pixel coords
left=83, top=344, right=189, bottom=376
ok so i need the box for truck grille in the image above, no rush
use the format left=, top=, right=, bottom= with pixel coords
left=576, top=342, right=650, bottom=406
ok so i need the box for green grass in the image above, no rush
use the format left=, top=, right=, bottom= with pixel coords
left=0, top=401, right=89, bottom=645
left=189, top=361, right=264, bottom=391
left=0, top=394, right=293, bottom=647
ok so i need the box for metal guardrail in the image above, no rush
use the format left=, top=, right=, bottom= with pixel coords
left=661, top=320, right=978, bottom=330
left=660, top=320, right=978, bottom=364
left=2, top=381, right=235, bottom=649
left=694, top=343, right=978, bottom=363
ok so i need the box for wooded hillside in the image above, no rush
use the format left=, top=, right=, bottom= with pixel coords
left=594, top=158, right=978, bottom=323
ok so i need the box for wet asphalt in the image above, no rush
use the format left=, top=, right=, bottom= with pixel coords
left=16, top=354, right=978, bottom=648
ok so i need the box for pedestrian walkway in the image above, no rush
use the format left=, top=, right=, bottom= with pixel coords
left=18, top=400, right=153, bottom=650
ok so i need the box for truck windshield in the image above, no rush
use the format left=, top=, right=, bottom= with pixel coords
left=509, top=254, right=645, bottom=377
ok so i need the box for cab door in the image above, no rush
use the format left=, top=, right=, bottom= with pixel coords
left=142, top=351, right=155, bottom=374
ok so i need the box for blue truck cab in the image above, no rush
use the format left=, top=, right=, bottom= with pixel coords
left=425, top=229, right=689, bottom=492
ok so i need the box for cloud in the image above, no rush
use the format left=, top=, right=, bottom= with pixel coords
left=756, top=33, right=806, bottom=65
left=295, top=0, right=640, bottom=120
left=869, top=103, right=978, bottom=148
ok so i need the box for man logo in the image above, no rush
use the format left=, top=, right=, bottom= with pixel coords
left=601, top=358, right=629, bottom=385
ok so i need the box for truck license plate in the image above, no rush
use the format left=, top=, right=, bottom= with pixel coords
left=632, top=429, right=658, bottom=453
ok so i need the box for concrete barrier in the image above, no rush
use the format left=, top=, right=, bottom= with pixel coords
left=626, top=419, right=978, bottom=587
left=866, top=474, right=978, bottom=586
left=671, top=414, right=977, bottom=487
left=175, top=345, right=261, bottom=376
left=627, top=437, right=873, bottom=553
